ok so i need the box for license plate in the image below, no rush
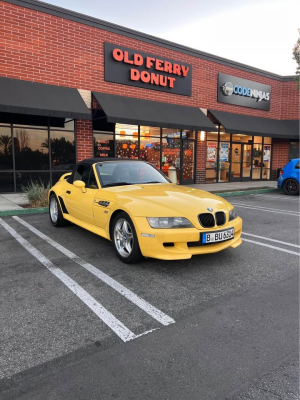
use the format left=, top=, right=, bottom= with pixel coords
left=202, top=228, right=234, bottom=244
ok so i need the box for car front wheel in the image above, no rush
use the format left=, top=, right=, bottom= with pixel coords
left=49, top=194, right=67, bottom=227
left=112, top=212, right=143, bottom=264
left=283, top=179, right=299, bottom=195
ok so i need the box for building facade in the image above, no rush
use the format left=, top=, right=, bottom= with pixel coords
left=0, top=0, right=299, bottom=192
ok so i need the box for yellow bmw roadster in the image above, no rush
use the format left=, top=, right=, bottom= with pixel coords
left=49, top=158, right=242, bottom=263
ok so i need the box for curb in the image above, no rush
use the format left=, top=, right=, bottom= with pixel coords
left=214, top=188, right=279, bottom=197
left=0, top=207, right=48, bottom=217
left=0, top=188, right=280, bottom=217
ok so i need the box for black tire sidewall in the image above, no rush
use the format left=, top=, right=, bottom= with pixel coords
left=112, top=212, right=143, bottom=264
left=283, top=179, right=299, bottom=196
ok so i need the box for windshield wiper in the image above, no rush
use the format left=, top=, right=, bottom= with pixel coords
left=140, top=181, right=162, bottom=184
left=103, top=182, right=133, bottom=188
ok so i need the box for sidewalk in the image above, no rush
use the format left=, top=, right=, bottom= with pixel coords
left=0, top=181, right=278, bottom=213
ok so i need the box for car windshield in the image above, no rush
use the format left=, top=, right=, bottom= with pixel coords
left=96, top=161, right=170, bottom=188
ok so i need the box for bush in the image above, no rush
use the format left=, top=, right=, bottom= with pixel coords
left=21, top=179, right=50, bottom=208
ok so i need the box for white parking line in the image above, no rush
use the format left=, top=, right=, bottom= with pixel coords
left=231, top=203, right=300, bottom=216
left=13, top=216, right=175, bottom=326
left=250, top=194, right=299, bottom=201
left=242, top=232, right=300, bottom=248
left=0, top=218, right=137, bottom=342
left=242, top=238, right=300, bottom=256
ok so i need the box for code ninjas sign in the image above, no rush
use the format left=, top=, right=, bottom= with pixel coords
left=104, top=43, right=192, bottom=96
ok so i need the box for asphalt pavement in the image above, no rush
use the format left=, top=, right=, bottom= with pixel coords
left=0, top=192, right=299, bottom=399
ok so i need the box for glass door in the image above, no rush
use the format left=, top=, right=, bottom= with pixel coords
left=242, top=144, right=252, bottom=181
left=230, top=143, right=242, bottom=181
left=181, top=140, right=195, bottom=184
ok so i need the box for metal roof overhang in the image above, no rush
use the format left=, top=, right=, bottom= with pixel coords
left=93, top=92, right=216, bottom=131
left=209, top=110, right=299, bottom=140
left=0, top=77, right=91, bottom=120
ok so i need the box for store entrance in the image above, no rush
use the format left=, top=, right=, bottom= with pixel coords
left=230, top=143, right=252, bottom=182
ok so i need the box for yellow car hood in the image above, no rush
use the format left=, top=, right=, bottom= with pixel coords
left=102, top=183, right=232, bottom=221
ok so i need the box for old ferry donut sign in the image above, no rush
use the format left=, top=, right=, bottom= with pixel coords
left=104, top=42, right=192, bottom=96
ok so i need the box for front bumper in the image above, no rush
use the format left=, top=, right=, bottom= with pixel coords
left=134, top=217, right=243, bottom=260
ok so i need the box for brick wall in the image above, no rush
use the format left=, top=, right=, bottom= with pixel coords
left=0, top=1, right=298, bottom=179
left=0, top=1, right=298, bottom=120
left=76, top=120, right=93, bottom=161
left=271, top=139, right=290, bottom=180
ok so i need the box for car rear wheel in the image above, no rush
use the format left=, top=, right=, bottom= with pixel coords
left=49, top=194, right=67, bottom=227
left=112, top=212, right=143, bottom=264
left=283, top=179, right=299, bottom=195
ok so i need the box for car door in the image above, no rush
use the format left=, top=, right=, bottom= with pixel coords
left=294, top=161, right=300, bottom=182
left=64, top=163, right=98, bottom=225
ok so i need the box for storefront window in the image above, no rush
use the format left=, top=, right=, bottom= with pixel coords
left=0, top=126, right=13, bottom=170
left=232, top=134, right=253, bottom=143
left=182, top=140, right=195, bottom=181
left=220, top=132, right=231, bottom=141
left=140, top=126, right=160, bottom=137
left=115, top=124, right=139, bottom=159
left=140, top=135, right=160, bottom=167
left=183, top=130, right=195, bottom=139
left=50, top=118, right=74, bottom=131
left=206, top=132, right=218, bottom=141
left=94, top=132, right=115, bottom=158
left=14, top=128, right=49, bottom=170
left=252, top=144, right=263, bottom=179
left=262, top=144, right=271, bottom=179
left=264, top=137, right=272, bottom=144
left=162, top=128, right=181, bottom=183
left=289, top=142, right=300, bottom=159
left=50, top=130, right=76, bottom=170
left=254, top=136, right=262, bottom=144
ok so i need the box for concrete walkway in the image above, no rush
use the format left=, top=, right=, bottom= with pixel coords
left=0, top=181, right=278, bottom=212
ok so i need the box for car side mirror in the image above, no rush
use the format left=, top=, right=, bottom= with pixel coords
left=73, top=180, right=87, bottom=193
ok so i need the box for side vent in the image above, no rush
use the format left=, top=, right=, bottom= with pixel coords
left=58, top=196, right=69, bottom=214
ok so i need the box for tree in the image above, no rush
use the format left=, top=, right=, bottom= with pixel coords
left=15, top=129, right=30, bottom=150
left=292, top=28, right=300, bottom=89
left=0, top=135, right=12, bottom=155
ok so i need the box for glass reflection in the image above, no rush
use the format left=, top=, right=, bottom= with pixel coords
left=50, top=131, right=75, bottom=170
left=94, top=133, right=115, bottom=158
left=0, top=127, right=13, bottom=169
left=14, top=128, right=49, bottom=170
left=140, top=136, right=160, bottom=168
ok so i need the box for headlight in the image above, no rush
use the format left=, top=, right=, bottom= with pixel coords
left=229, top=208, right=237, bottom=221
left=147, top=217, right=193, bottom=229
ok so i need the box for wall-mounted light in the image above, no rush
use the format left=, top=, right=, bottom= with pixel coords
left=133, top=131, right=138, bottom=136
left=120, top=130, right=126, bottom=136
left=200, top=131, right=205, bottom=141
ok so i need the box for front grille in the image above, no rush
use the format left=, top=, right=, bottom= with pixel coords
left=198, top=213, right=215, bottom=228
left=215, top=211, right=226, bottom=226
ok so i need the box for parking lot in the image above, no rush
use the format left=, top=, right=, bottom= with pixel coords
left=0, top=192, right=299, bottom=399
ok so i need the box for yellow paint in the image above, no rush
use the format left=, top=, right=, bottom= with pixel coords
left=50, top=164, right=243, bottom=260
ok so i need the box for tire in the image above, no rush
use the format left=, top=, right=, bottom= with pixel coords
left=49, top=194, right=67, bottom=227
left=112, top=212, right=143, bottom=264
left=283, top=179, right=299, bottom=196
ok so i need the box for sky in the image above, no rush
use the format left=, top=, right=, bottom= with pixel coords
left=42, top=0, right=299, bottom=76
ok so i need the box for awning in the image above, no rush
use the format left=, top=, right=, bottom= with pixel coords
left=209, top=110, right=299, bottom=139
left=92, top=92, right=215, bottom=131
left=0, top=77, right=91, bottom=120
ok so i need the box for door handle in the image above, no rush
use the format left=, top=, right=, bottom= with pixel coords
left=66, top=190, right=71, bottom=194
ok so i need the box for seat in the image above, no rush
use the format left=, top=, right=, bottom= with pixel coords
left=112, top=164, right=131, bottom=183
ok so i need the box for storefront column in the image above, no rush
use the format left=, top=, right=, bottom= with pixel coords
left=76, top=119, right=93, bottom=162
left=271, top=139, right=290, bottom=180
left=195, top=131, right=206, bottom=184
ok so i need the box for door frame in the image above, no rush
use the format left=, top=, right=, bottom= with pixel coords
left=230, top=143, right=253, bottom=182
left=180, top=138, right=196, bottom=185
